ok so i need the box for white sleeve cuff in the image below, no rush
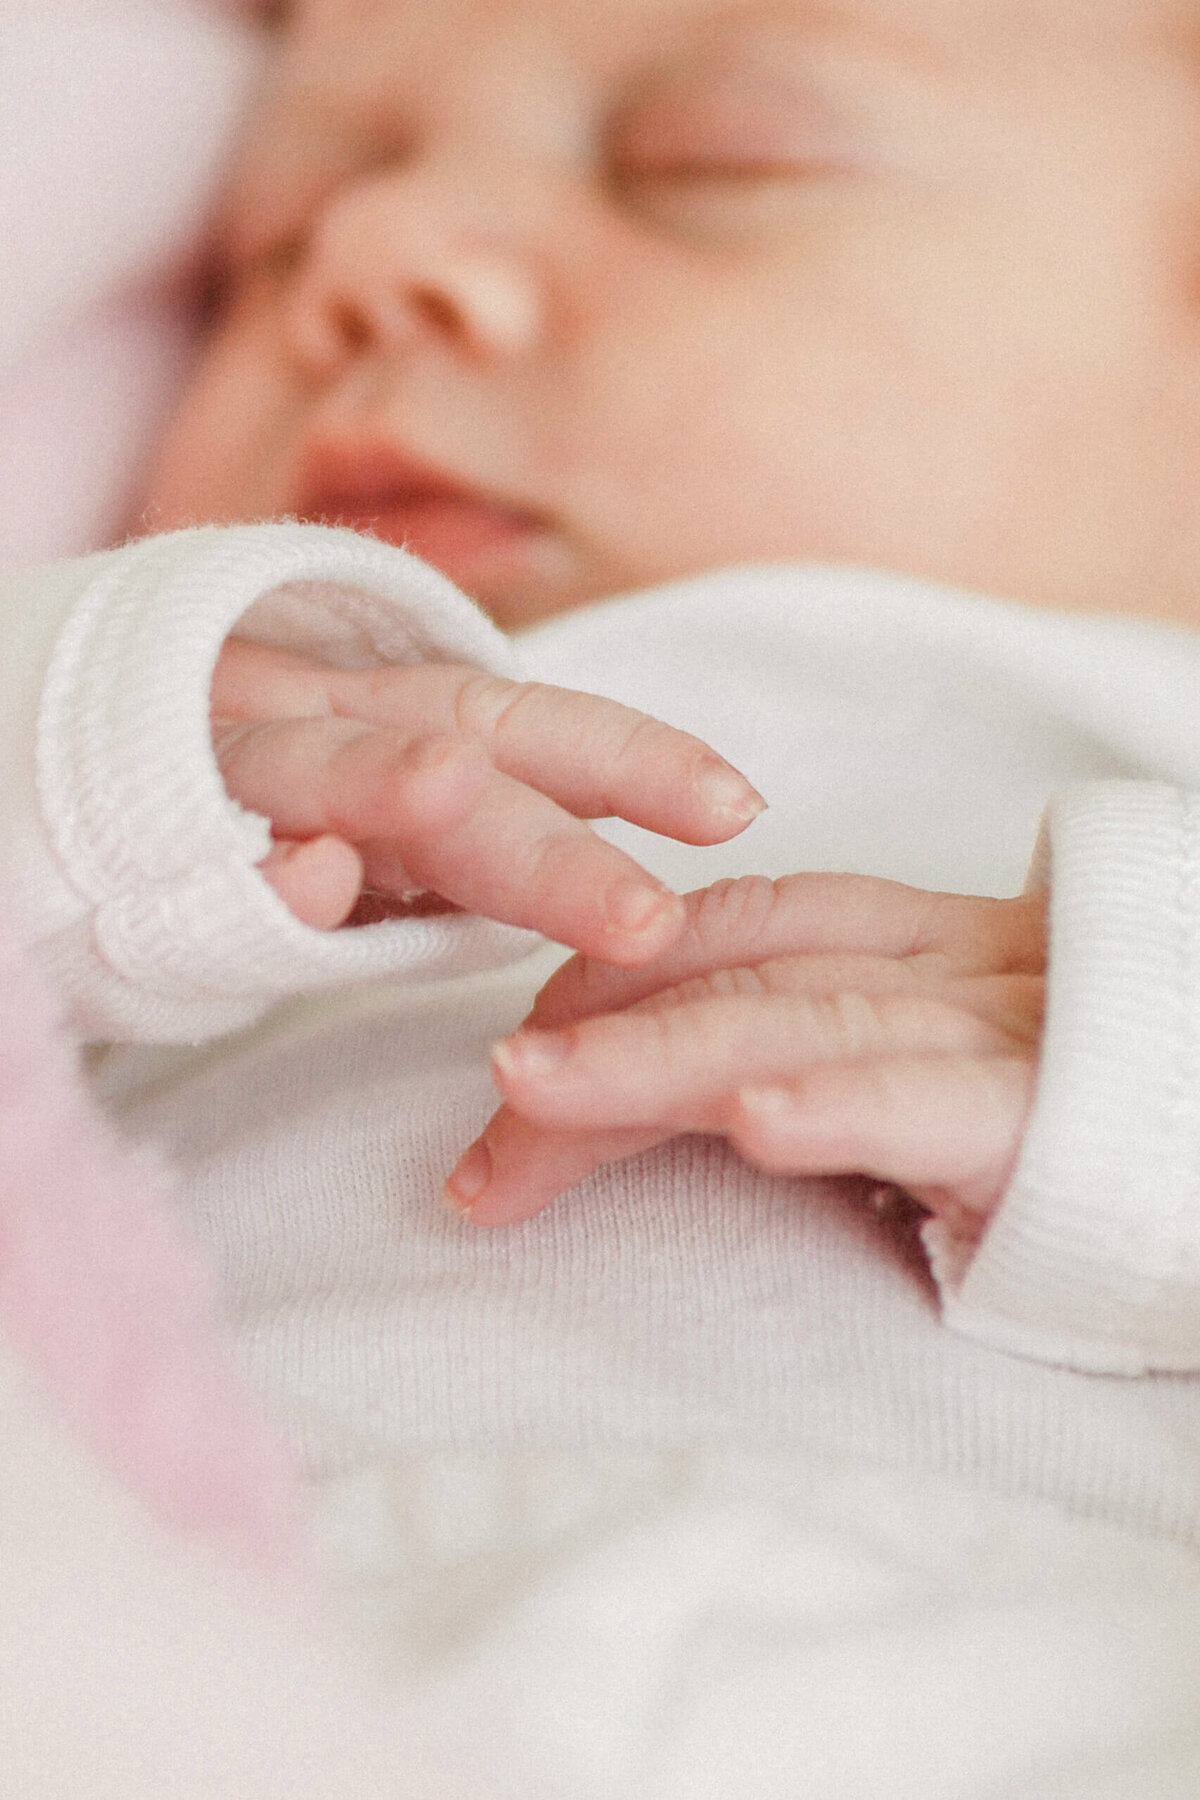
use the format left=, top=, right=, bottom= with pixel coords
left=31, top=523, right=536, bottom=1041
left=925, top=781, right=1200, bottom=1374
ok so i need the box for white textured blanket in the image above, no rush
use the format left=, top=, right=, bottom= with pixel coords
left=10, top=1365, right=1200, bottom=1798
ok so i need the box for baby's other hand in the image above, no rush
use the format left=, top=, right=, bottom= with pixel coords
left=445, top=874, right=1046, bottom=1239
left=210, top=638, right=763, bottom=960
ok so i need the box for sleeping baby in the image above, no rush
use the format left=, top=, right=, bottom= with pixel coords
left=138, top=0, right=1200, bottom=1322
left=7, top=0, right=1200, bottom=1792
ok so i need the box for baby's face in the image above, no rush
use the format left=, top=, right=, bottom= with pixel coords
left=142, top=0, right=1200, bottom=627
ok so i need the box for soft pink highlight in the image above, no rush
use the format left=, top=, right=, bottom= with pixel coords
left=0, top=913, right=302, bottom=1575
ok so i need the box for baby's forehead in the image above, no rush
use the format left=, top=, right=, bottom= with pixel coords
left=264, top=0, right=1200, bottom=152
left=268, top=0, right=1200, bottom=145
left=278, top=0, right=1194, bottom=61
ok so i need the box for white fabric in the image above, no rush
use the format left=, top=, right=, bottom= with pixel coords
left=9, top=532, right=1200, bottom=1800
left=9, top=1330, right=1200, bottom=1799
left=0, top=525, right=530, bottom=1039
left=931, top=782, right=1200, bottom=1373
left=0, top=545, right=1172, bottom=1523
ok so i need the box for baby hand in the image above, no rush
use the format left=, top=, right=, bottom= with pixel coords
left=445, top=873, right=1046, bottom=1238
left=210, top=638, right=763, bottom=959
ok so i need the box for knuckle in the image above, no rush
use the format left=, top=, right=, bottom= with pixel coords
left=691, top=874, right=780, bottom=949
left=698, top=963, right=774, bottom=1002
left=366, top=733, right=467, bottom=828
left=596, top=709, right=676, bottom=812
left=523, top=826, right=591, bottom=898
left=618, top=990, right=705, bottom=1068
left=816, top=989, right=886, bottom=1055
left=567, top=953, right=629, bottom=1017
left=616, top=709, right=670, bottom=767
left=810, top=990, right=982, bottom=1058
left=455, top=674, right=545, bottom=742
left=649, top=997, right=704, bottom=1067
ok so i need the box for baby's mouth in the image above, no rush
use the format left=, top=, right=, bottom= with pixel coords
left=295, top=441, right=548, bottom=596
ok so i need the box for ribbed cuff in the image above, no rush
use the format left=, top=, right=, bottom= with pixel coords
left=926, top=782, right=1200, bottom=1374
left=37, top=523, right=535, bottom=1040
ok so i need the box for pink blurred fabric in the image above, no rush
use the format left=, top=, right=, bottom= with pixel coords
left=0, top=909, right=303, bottom=1571
left=0, top=2, right=300, bottom=1570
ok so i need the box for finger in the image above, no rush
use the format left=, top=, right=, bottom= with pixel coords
left=528, top=876, right=1044, bottom=1029
left=215, top=649, right=765, bottom=845
left=448, top=1045, right=1034, bottom=1230
left=220, top=716, right=686, bottom=961
left=731, top=1053, right=1036, bottom=1221
left=380, top=762, right=687, bottom=961
left=490, top=992, right=1013, bottom=1131
left=635, top=959, right=1043, bottom=1049
left=323, top=665, right=765, bottom=845
left=442, top=1109, right=665, bottom=1227
left=211, top=639, right=335, bottom=722
left=258, top=835, right=363, bottom=929
left=215, top=716, right=492, bottom=844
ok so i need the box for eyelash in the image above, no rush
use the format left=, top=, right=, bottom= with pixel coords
left=606, top=156, right=835, bottom=238
left=612, top=159, right=814, bottom=185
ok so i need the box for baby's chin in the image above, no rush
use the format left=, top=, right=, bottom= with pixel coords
left=450, top=544, right=614, bottom=631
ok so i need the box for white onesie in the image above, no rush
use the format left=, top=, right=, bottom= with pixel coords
left=7, top=524, right=1200, bottom=1796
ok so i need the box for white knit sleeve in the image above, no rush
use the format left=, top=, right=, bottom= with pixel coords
left=0, top=523, right=535, bottom=1043
left=924, top=781, right=1200, bottom=1374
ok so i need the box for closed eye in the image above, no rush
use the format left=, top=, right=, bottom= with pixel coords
left=608, top=156, right=854, bottom=238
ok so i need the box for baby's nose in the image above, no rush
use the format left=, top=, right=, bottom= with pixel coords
left=283, top=167, right=545, bottom=378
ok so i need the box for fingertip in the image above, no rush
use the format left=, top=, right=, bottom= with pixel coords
left=491, top=1030, right=572, bottom=1085
left=260, top=835, right=363, bottom=930
left=691, top=764, right=767, bottom=842
left=442, top=1136, right=492, bottom=1219
left=441, top=1133, right=555, bottom=1227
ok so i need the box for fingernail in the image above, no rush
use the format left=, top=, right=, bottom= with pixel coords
left=492, top=1030, right=572, bottom=1080
left=697, top=765, right=767, bottom=821
left=605, top=879, right=680, bottom=937
left=442, top=1138, right=492, bottom=1214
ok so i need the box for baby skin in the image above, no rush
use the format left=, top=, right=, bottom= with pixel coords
left=150, top=0, right=1200, bottom=1233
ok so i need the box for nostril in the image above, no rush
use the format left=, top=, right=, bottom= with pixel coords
left=328, top=298, right=372, bottom=356
left=285, top=287, right=372, bottom=379
left=412, top=287, right=463, bottom=341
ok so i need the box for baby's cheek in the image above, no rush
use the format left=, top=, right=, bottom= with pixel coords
left=138, top=292, right=292, bottom=530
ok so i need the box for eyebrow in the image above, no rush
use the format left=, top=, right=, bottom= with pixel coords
left=618, top=0, right=951, bottom=132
